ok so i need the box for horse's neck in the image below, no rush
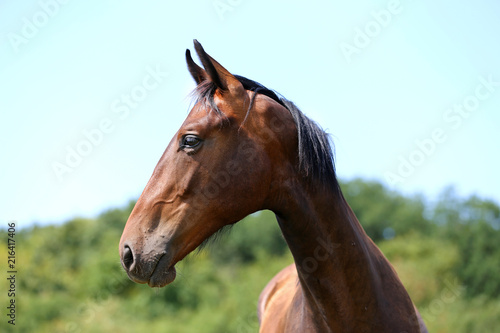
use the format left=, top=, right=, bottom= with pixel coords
left=273, top=182, right=415, bottom=331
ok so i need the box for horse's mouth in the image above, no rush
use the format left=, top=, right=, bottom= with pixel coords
left=147, top=254, right=177, bottom=288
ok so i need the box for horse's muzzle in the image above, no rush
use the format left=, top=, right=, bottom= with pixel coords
left=120, top=242, right=176, bottom=287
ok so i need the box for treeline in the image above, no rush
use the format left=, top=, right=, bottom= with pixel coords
left=1, top=178, right=500, bottom=332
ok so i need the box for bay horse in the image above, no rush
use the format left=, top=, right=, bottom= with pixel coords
left=119, top=40, right=427, bottom=332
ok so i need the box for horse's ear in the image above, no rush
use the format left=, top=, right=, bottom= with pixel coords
left=186, top=49, right=207, bottom=84
left=192, top=39, right=243, bottom=92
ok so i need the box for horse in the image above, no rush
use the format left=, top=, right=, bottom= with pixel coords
left=119, top=40, right=428, bottom=332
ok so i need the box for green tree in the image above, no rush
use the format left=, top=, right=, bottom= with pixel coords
left=340, top=178, right=434, bottom=241
left=3, top=179, right=500, bottom=333
left=433, top=187, right=500, bottom=298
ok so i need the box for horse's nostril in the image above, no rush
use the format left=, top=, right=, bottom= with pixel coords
left=122, top=245, right=134, bottom=271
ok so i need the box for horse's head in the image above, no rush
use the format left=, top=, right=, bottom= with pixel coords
left=119, top=40, right=298, bottom=287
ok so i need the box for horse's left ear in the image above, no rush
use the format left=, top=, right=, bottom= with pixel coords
left=192, top=39, right=243, bottom=93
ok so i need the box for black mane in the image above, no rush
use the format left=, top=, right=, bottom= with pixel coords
left=191, top=75, right=339, bottom=191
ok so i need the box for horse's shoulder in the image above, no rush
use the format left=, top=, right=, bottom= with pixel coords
left=257, top=263, right=297, bottom=326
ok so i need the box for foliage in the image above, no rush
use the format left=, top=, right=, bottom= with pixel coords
left=1, top=179, right=500, bottom=332
left=340, top=179, right=435, bottom=241
left=433, top=188, right=500, bottom=298
left=206, top=210, right=288, bottom=264
left=379, top=232, right=460, bottom=305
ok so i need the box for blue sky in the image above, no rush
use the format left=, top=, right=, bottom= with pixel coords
left=1, top=0, right=499, bottom=227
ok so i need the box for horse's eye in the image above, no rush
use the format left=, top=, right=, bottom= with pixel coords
left=182, top=135, right=202, bottom=148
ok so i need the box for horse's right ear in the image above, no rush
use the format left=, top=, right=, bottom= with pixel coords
left=186, top=49, right=207, bottom=84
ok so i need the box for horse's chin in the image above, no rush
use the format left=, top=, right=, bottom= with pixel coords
left=148, top=254, right=177, bottom=288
